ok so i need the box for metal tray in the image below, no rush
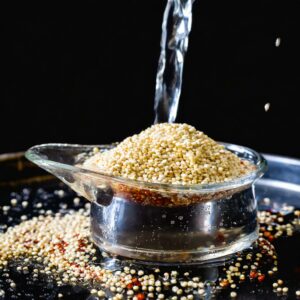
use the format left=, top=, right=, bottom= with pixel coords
left=256, top=154, right=300, bottom=206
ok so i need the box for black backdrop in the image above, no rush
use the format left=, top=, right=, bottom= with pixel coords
left=2, top=1, right=300, bottom=157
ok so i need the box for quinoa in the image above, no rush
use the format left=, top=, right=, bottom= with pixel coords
left=0, top=188, right=298, bottom=299
left=84, top=123, right=254, bottom=185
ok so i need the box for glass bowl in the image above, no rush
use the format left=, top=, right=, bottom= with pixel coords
left=25, top=143, right=267, bottom=263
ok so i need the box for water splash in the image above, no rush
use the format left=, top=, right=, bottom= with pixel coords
left=154, top=0, right=195, bottom=124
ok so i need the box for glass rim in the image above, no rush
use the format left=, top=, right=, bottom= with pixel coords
left=25, top=142, right=268, bottom=193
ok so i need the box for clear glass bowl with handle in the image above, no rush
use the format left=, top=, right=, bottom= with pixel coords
left=25, top=143, right=267, bottom=263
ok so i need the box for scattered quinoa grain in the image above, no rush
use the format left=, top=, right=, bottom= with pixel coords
left=9, top=282, right=16, bottom=289
left=230, top=291, right=237, bottom=298
left=10, top=199, right=17, bottom=206
left=2, top=206, right=10, bottom=212
left=21, top=201, right=28, bottom=208
left=98, top=290, right=105, bottom=297
left=73, top=197, right=81, bottom=206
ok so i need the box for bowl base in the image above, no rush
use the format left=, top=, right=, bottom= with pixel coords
left=92, top=228, right=259, bottom=264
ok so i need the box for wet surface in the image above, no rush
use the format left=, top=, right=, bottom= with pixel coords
left=0, top=183, right=299, bottom=299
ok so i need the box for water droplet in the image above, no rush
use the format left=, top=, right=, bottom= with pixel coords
left=275, top=37, right=281, bottom=47
left=264, top=103, right=270, bottom=112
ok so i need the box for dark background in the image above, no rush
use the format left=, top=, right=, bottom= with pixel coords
left=2, top=1, right=300, bottom=157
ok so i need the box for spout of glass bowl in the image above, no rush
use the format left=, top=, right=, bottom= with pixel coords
left=25, top=143, right=117, bottom=205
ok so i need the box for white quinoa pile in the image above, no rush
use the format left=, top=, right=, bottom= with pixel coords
left=84, top=123, right=254, bottom=185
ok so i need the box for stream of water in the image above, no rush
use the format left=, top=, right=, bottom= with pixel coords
left=154, top=0, right=195, bottom=123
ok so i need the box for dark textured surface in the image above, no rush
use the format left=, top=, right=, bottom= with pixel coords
left=0, top=184, right=299, bottom=299
left=0, top=154, right=299, bottom=299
